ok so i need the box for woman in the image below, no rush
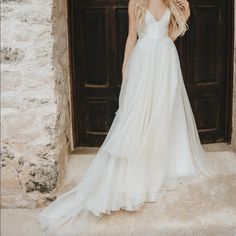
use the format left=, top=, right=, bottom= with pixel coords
left=38, top=0, right=216, bottom=235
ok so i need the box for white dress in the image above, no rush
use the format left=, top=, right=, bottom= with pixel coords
left=38, top=7, right=215, bottom=235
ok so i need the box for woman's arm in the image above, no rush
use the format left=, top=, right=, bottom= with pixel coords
left=122, top=0, right=138, bottom=78
left=176, top=0, right=190, bottom=21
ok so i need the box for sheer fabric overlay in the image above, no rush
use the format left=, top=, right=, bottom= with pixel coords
left=38, top=7, right=218, bottom=236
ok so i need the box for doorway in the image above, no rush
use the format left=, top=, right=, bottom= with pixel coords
left=68, top=0, right=234, bottom=147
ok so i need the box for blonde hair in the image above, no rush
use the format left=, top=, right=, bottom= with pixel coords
left=134, top=0, right=189, bottom=39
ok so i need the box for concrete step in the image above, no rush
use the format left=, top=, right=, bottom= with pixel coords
left=1, top=145, right=236, bottom=236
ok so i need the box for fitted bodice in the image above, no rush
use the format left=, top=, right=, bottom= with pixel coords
left=137, top=7, right=171, bottom=40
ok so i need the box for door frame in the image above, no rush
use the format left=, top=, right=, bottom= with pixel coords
left=225, top=0, right=234, bottom=143
left=67, top=0, right=235, bottom=149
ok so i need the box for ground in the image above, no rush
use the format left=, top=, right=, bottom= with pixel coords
left=1, top=145, right=236, bottom=236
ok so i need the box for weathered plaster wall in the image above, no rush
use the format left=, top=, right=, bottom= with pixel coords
left=1, top=0, right=71, bottom=207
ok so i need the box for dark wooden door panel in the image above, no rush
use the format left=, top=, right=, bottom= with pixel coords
left=185, top=0, right=229, bottom=143
left=83, top=9, right=107, bottom=85
left=69, top=0, right=233, bottom=147
left=70, top=0, right=128, bottom=146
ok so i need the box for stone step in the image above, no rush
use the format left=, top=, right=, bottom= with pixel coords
left=2, top=146, right=236, bottom=236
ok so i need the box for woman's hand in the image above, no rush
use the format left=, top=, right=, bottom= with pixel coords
left=176, top=0, right=190, bottom=21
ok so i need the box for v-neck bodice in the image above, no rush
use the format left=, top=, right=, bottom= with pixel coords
left=146, top=6, right=168, bottom=23
left=137, top=7, right=171, bottom=40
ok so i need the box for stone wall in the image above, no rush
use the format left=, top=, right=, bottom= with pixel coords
left=1, top=0, right=71, bottom=207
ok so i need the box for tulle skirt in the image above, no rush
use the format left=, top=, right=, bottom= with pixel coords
left=38, top=36, right=216, bottom=235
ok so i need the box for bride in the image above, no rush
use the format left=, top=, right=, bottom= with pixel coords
left=38, top=0, right=216, bottom=235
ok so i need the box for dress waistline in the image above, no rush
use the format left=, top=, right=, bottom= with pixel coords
left=138, top=35, right=170, bottom=41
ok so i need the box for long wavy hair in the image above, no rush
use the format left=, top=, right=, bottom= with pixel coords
left=134, top=0, right=189, bottom=39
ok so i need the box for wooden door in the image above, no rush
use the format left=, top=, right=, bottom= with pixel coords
left=68, top=0, right=234, bottom=147
left=69, top=0, right=128, bottom=147
left=176, top=0, right=234, bottom=144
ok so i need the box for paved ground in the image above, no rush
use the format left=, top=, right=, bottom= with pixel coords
left=1, top=146, right=236, bottom=236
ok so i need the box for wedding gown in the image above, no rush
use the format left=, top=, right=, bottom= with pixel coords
left=38, top=7, right=215, bottom=235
